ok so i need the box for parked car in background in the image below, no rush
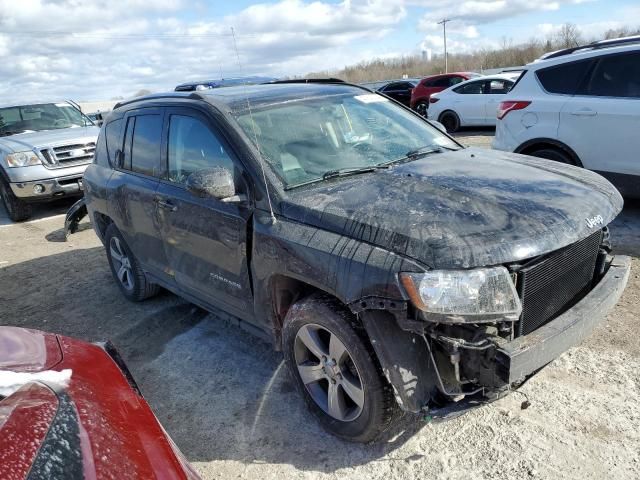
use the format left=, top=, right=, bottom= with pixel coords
left=360, top=79, right=421, bottom=107
left=410, top=72, right=482, bottom=116
left=0, top=102, right=99, bottom=221
left=428, top=74, right=520, bottom=132
left=175, top=76, right=276, bottom=92
left=87, top=111, right=108, bottom=127
left=493, top=36, right=640, bottom=197
left=0, top=326, right=200, bottom=479
left=81, top=80, right=629, bottom=443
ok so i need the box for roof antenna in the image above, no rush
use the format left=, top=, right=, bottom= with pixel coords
left=231, top=26, right=276, bottom=224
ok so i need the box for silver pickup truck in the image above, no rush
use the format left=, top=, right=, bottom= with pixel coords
left=0, top=101, right=100, bottom=221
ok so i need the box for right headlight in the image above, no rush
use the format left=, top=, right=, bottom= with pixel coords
left=399, top=266, right=522, bottom=323
left=5, top=151, right=42, bottom=168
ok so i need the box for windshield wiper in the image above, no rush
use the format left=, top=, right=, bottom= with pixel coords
left=380, top=143, right=459, bottom=167
left=322, top=165, right=389, bottom=180
left=285, top=165, right=388, bottom=190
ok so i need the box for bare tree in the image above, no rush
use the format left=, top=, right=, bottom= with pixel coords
left=556, top=23, right=582, bottom=49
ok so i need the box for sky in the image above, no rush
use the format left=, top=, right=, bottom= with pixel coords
left=0, top=0, right=638, bottom=102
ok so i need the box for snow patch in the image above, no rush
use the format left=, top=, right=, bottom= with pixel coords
left=0, top=369, right=72, bottom=397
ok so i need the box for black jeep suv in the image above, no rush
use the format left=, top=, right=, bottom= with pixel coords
left=82, top=81, right=630, bottom=442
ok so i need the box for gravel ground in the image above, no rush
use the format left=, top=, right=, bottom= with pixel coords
left=1, top=134, right=639, bottom=479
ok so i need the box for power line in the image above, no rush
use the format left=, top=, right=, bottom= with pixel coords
left=437, top=18, right=451, bottom=73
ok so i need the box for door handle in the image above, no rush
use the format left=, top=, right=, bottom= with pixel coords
left=156, top=198, right=177, bottom=212
left=570, top=108, right=597, bottom=117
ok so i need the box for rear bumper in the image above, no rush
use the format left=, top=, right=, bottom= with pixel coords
left=495, top=255, right=631, bottom=384
left=9, top=174, right=84, bottom=201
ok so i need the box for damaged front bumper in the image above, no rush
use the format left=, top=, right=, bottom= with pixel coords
left=494, top=255, right=630, bottom=384
left=363, top=255, right=631, bottom=415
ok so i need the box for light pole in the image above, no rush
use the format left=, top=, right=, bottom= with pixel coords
left=438, top=18, right=450, bottom=73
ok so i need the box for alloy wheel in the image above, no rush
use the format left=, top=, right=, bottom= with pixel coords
left=109, top=237, right=134, bottom=291
left=294, top=323, right=365, bottom=422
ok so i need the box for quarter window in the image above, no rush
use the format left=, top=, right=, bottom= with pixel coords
left=536, top=59, right=592, bottom=95
left=167, top=115, right=234, bottom=185
left=105, top=118, right=123, bottom=165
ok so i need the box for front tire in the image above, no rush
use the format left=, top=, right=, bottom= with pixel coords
left=104, top=224, right=159, bottom=302
left=0, top=178, right=32, bottom=222
left=282, top=293, right=396, bottom=443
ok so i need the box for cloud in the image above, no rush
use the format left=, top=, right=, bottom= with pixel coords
left=415, top=0, right=591, bottom=30
left=0, top=0, right=408, bottom=102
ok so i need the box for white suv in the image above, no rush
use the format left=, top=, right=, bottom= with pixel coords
left=493, top=36, right=640, bottom=197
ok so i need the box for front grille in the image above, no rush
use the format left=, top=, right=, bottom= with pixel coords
left=516, top=230, right=602, bottom=336
left=40, top=142, right=96, bottom=168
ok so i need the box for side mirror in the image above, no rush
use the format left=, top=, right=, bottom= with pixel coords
left=186, top=167, right=237, bottom=200
left=428, top=120, right=448, bottom=134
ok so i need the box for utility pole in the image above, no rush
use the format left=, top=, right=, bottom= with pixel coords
left=438, top=18, right=451, bottom=73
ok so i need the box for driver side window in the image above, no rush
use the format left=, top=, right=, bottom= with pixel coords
left=167, top=115, right=234, bottom=185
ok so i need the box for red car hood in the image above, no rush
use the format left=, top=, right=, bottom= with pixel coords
left=0, top=327, right=199, bottom=480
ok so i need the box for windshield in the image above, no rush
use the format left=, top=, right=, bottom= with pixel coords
left=234, top=92, right=460, bottom=188
left=0, top=103, right=93, bottom=136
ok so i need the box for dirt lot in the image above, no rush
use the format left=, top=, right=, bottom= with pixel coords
left=1, top=133, right=639, bottom=479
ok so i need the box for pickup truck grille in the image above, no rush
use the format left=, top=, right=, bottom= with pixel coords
left=516, top=230, right=602, bottom=336
left=40, top=142, right=96, bottom=168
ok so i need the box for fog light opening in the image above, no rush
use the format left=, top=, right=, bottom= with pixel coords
left=33, top=184, right=45, bottom=194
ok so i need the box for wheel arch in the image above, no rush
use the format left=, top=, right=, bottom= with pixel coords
left=268, top=274, right=348, bottom=350
left=515, top=138, right=583, bottom=167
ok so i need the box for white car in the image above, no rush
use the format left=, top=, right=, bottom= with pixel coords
left=427, top=74, right=520, bottom=132
left=493, top=36, right=640, bottom=197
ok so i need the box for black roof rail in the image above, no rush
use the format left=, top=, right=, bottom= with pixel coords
left=265, top=78, right=346, bottom=85
left=113, top=92, right=202, bottom=110
left=543, top=35, right=640, bottom=60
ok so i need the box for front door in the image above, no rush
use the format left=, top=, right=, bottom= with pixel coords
left=155, top=107, right=254, bottom=319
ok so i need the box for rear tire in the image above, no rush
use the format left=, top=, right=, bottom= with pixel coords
left=527, top=147, right=575, bottom=166
left=104, top=224, right=159, bottom=302
left=0, top=178, right=32, bottom=222
left=282, top=293, right=397, bottom=443
left=439, top=111, right=461, bottom=133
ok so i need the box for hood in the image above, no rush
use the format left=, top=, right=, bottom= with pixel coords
left=281, top=148, right=623, bottom=269
left=0, top=126, right=100, bottom=152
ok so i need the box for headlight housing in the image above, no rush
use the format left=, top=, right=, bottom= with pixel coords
left=5, top=151, right=42, bottom=168
left=399, top=267, right=522, bottom=323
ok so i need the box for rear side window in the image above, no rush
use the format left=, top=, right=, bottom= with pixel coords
left=130, top=114, right=163, bottom=177
left=536, top=59, right=592, bottom=94
left=167, top=115, right=234, bottom=185
left=581, top=52, right=640, bottom=98
left=455, top=81, right=484, bottom=94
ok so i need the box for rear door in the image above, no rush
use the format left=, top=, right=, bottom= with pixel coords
left=107, top=108, right=169, bottom=279
left=451, top=80, right=487, bottom=125
left=558, top=51, right=640, bottom=177
left=155, top=106, right=255, bottom=319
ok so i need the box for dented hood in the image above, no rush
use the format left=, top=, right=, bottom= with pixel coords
left=281, top=148, right=623, bottom=269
